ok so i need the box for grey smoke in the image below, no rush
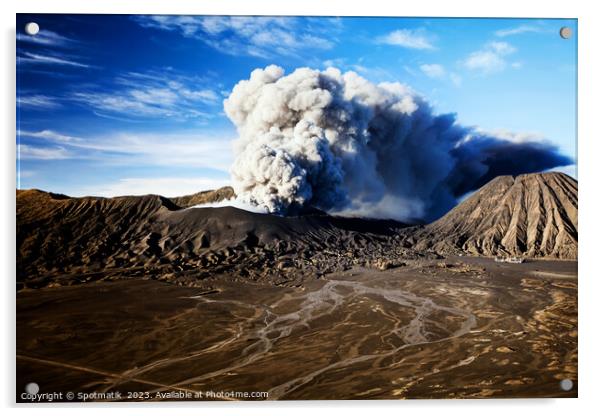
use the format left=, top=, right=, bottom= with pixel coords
left=224, top=65, right=572, bottom=222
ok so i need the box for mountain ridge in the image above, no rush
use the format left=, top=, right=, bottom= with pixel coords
left=16, top=187, right=409, bottom=287
left=407, top=172, right=577, bottom=259
left=16, top=171, right=577, bottom=289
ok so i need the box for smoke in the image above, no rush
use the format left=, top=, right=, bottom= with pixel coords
left=191, top=197, right=269, bottom=214
left=224, top=65, right=572, bottom=222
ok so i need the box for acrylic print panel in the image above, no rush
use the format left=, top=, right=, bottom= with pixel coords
left=16, top=14, right=577, bottom=402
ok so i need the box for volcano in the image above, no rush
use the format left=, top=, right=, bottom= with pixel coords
left=16, top=172, right=577, bottom=289
left=408, top=172, right=577, bottom=259
left=15, top=171, right=578, bottom=400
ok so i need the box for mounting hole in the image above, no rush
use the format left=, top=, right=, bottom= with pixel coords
left=25, top=382, right=39, bottom=395
left=560, top=378, right=573, bottom=391
left=24, top=22, right=40, bottom=36
left=559, top=27, right=572, bottom=39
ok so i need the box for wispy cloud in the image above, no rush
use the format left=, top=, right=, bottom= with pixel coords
left=488, top=41, right=516, bottom=55
left=70, top=70, right=220, bottom=121
left=419, top=63, right=462, bottom=86
left=76, top=176, right=231, bottom=198
left=17, top=144, right=72, bottom=160
left=18, top=51, right=91, bottom=68
left=17, top=29, right=78, bottom=47
left=420, top=63, right=446, bottom=78
left=17, top=27, right=94, bottom=73
left=134, top=16, right=337, bottom=58
left=463, top=41, right=517, bottom=74
left=18, top=129, right=235, bottom=171
left=17, top=94, right=60, bottom=109
left=495, top=24, right=546, bottom=37
left=18, top=129, right=82, bottom=143
left=377, top=29, right=435, bottom=50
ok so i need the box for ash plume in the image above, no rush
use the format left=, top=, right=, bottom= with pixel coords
left=224, top=65, right=572, bottom=221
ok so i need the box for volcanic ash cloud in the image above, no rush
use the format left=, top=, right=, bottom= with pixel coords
left=224, top=65, right=571, bottom=222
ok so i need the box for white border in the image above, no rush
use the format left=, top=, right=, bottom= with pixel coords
left=2, top=1, right=600, bottom=415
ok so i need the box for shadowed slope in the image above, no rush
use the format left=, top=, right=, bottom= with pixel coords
left=16, top=189, right=408, bottom=287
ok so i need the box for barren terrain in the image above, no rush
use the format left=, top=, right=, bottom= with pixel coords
left=16, top=172, right=578, bottom=401
left=17, top=257, right=576, bottom=400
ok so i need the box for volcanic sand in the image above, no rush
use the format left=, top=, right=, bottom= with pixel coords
left=16, top=256, right=577, bottom=401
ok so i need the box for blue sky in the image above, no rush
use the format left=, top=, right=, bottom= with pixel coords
left=16, top=14, right=577, bottom=197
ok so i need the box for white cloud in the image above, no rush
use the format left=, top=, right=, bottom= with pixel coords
left=88, top=133, right=235, bottom=171
left=464, top=51, right=505, bottom=73
left=18, top=130, right=235, bottom=172
left=17, top=95, right=60, bottom=109
left=76, top=176, right=231, bottom=198
left=134, top=16, right=336, bottom=58
left=495, top=24, right=546, bottom=37
left=377, top=29, right=434, bottom=50
left=419, top=64, right=461, bottom=86
left=73, top=92, right=172, bottom=117
left=175, top=85, right=219, bottom=103
left=420, top=63, right=446, bottom=78
left=17, top=29, right=77, bottom=47
left=129, top=88, right=178, bottom=106
left=18, top=52, right=91, bottom=68
left=17, top=144, right=72, bottom=160
left=463, top=41, right=517, bottom=74
left=71, top=70, right=220, bottom=120
left=18, top=129, right=82, bottom=143
left=17, top=28, right=92, bottom=74
left=488, top=41, right=516, bottom=55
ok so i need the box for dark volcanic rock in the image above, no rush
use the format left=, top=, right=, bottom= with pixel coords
left=16, top=189, right=412, bottom=288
